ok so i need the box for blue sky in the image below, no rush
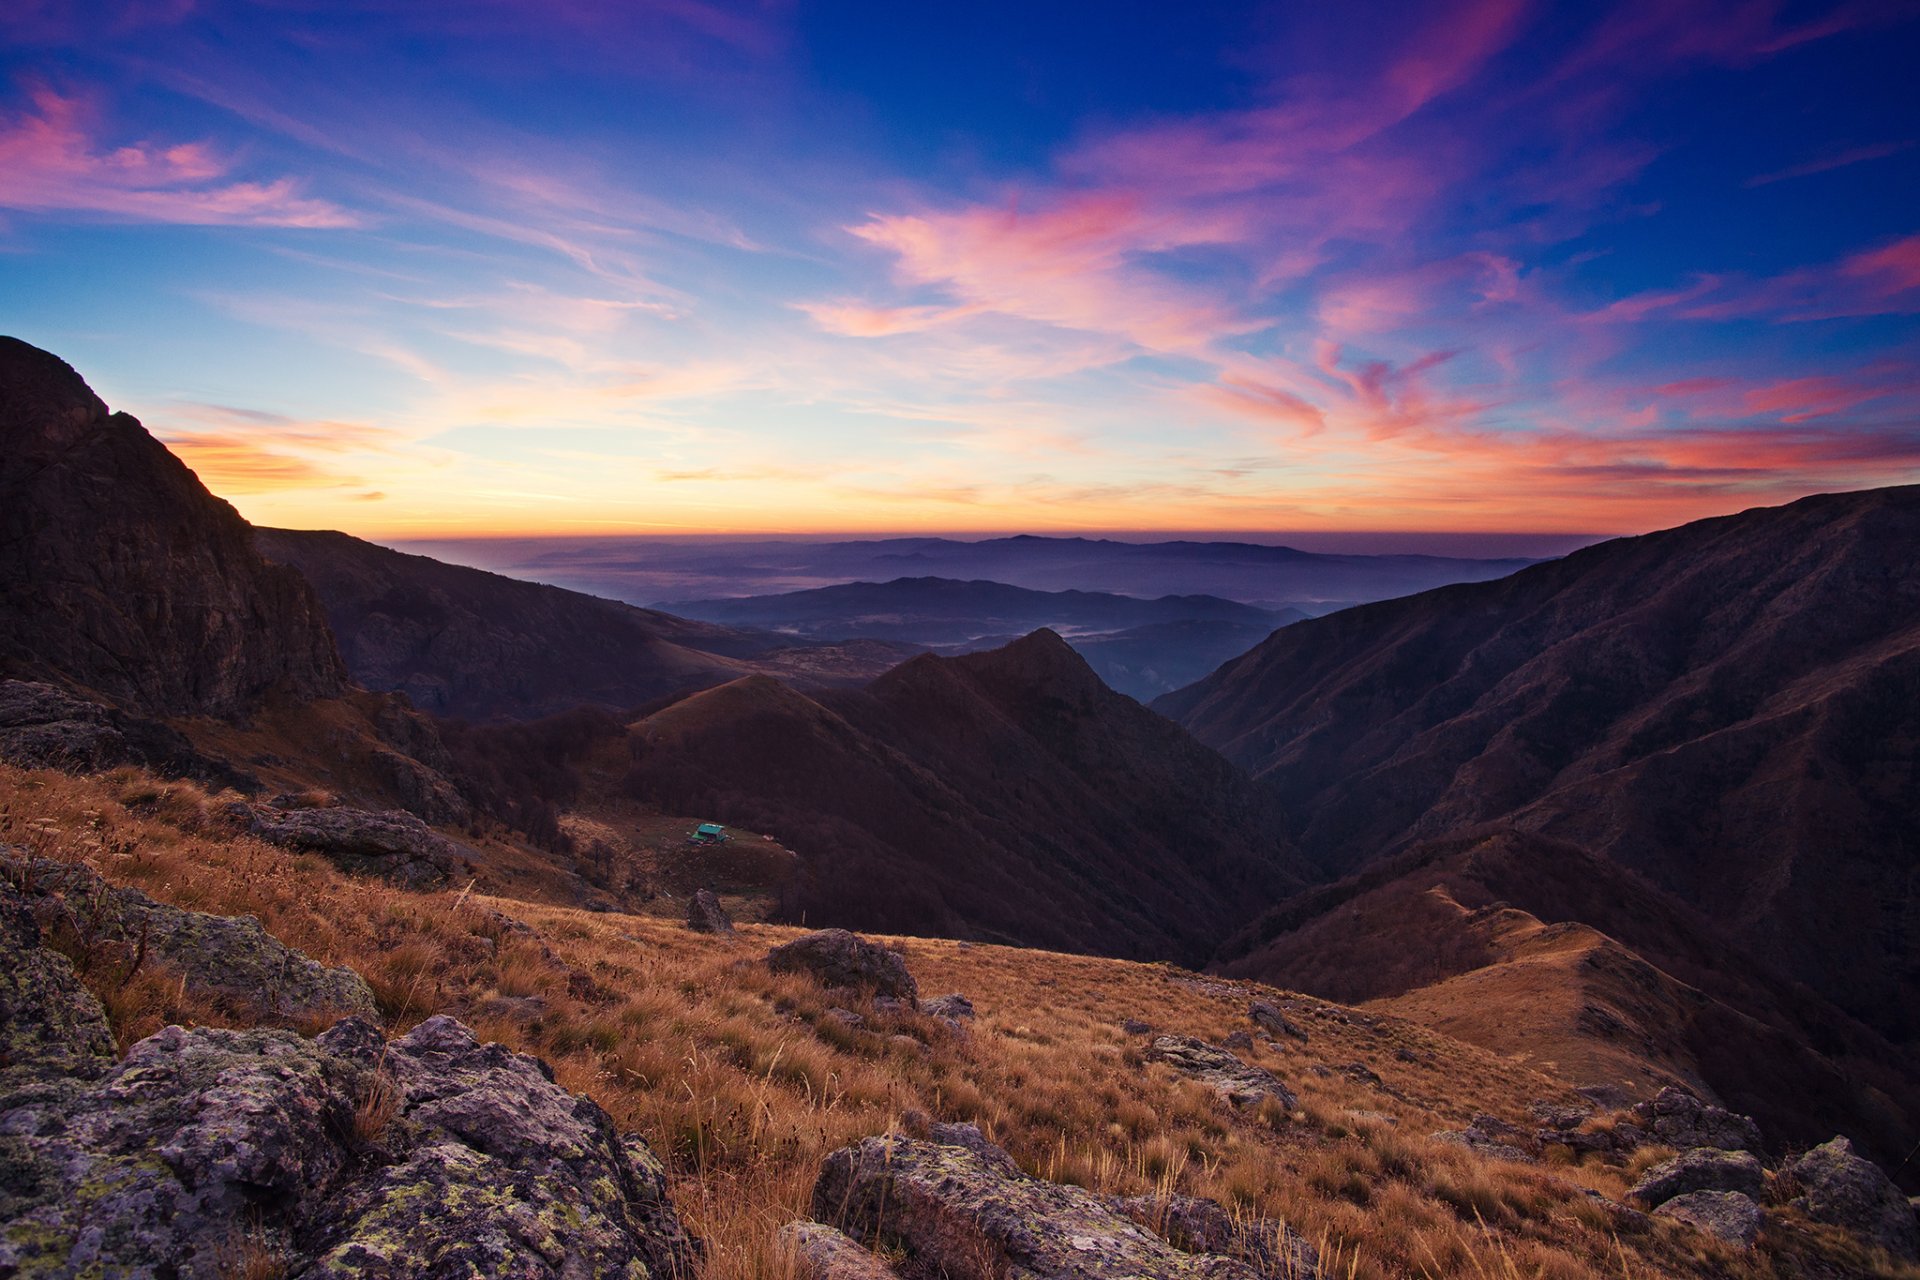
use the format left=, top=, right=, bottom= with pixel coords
left=3, top=0, right=1917, bottom=536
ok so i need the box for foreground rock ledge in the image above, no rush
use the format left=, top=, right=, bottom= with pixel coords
left=1, top=1001, right=698, bottom=1279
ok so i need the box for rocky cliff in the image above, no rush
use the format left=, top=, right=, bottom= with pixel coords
left=0, top=337, right=345, bottom=717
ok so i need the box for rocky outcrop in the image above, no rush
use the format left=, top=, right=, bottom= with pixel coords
left=687, top=888, right=735, bottom=935
left=0, top=680, right=251, bottom=787
left=1250, top=999, right=1308, bottom=1043
left=781, top=1221, right=902, bottom=1280
left=1783, top=1137, right=1919, bottom=1260
left=245, top=804, right=471, bottom=888
left=1113, top=1194, right=1320, bottom=1278
left=3, top=853, right=377, bottom=1024
left=766, top=929, right=919, bottom=1003
left=1631, top=1086, right=1764, bottom=1154
left=0, top=338, right=346, bottom=718
left=808, top=1133, right=1316, bottom=1280
left=1654, top=1191, right=1763, bottom=1248
left=0, top=878, right=115, bottom=1089
left=1146, top=1035, right=1297, bottom=1109
left=1629, top=1147, right=1765, bottom=1207
left=1432, top=1116, right=1534, bottom=1163
left=0, top=1011, right=701, bottom=1278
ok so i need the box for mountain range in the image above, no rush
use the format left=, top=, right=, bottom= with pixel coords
left=2, top=335, right=1916, bottom=1192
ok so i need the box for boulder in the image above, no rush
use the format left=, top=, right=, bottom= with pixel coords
left=1431, top=1128, right=1533, bottom=1163
left=1783, top=1137, right=1919, bottom=1260
left=1123, top=1018, right=1153, bottom=1035
left=686, top=888, right=735, bottom=935
left=246, top=804, right=471, bottom=889
left=782, top=1220, right=902, bottom=1280
left=812, top=1134, right=1280, bottom=1280
left=1114, top=1194, right=1321, bottom=1278
left=1654, top=1191, right=1763, bottom=1248
left=924, top=1121, right=1019, bottom=1173
left=1631, top=1086, right=1763, bottom=1154
left=921, top=993, right=975, bottom=1023
left=1145, top=1035, right=1297, bottom=1109
left=1629, top=1148, right=1765, bottom=1208
left=1249, top=1000, right=1307, bottom=1043
left=0, top=1013, right=701, bottom=1279
left=3, top=852, right=376, bottom=1023
left=766, top=928, right=918, bottom=1003
left=0, top=680, right=248, bottom=787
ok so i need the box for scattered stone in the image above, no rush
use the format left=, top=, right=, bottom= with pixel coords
left=1432, top=1114, right=1533, bottom=1162
left=1124, top=1018, right=1153, bottom=1035
left=0, top=929, right=700, bottom=1280
left=1631, top=1086, right=1763, bottom=1154
left=1114, top=1193, right=1321, bottom=1278
left=1146, top=1035, right=1297, bottom=1109
left=1348, top=1110, right=1399, bottom=1127
left=245, top=804, right=471, bottom=889
left=686, top=887, right=734, bottom=935
left=766, top=928, right=919, bottom=1003
left=1224, top=1029, right=1255, bottom=1051
left=1249, top=1000, right=1307, bottom=1043
left=812, top=1134, right=1286, bottom=1280
left=824, top=1007, right=866, bottom=1029
left=1531, top=1100, right=1589, bottom=1131
left=781, top=1220, right=902, bottom=1280
left=3, top=852, right=377, bottom=1024
left=871, top=995, right=912, bottom=1016
left=1783, top=1137, right=1919, bottom=1260
left=1655, top=1191, right=1763, bottom=1248
left=1577, top=1083, right=1632, bottom=1110
left=1630, top=1148, right=1765, bottom=1208
left=921, top=993, right=975, bottom=1033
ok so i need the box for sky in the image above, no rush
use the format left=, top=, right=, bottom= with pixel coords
left=2, top=0, right=1918, bottom=539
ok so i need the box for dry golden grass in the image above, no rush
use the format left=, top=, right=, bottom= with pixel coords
left=3, top=760, right=1914, bottom=1280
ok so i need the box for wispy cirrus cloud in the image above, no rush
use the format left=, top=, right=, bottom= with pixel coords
left=0, top=84, right=357, bottom=228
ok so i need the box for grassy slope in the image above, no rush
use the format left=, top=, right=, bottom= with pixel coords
left=3, top=761, right=1913, bottom=1280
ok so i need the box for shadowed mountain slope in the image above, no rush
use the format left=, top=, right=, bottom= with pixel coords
left=1214, top=828, right=1919, bottom=1175
left=0, top=338, right=344, bottom=716
left=256, top=528, right=918, bottom=721
left=623, top=630, right=1300, bottom=964
left=1158, top=487, right=1920, bottom=1047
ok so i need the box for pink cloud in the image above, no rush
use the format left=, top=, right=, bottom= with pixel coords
left=841, top=193, right=1252, bottom=352
left=0, top=85, right=356, bottom=228
left=1746, top=140, right=1913, bottom=187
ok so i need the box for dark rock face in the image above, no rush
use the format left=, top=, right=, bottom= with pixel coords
left=0, top=337, right=346, bottom=717
left=3, top=852, right=376, bottom=1023
left=1145, top=1035, right=1297, bottom=1110
left=1654, top=1191, right=1763, bottom=1248
left=1629, top=1148, right=1765, bottom=1207
left=809, top=1134, right=1305, bottom=1280
left=244, top=804, right=472, bottom=888
left=0, top=1008, right=700, bottom=1278
left=687, top=888, right=735, bottom=935
left=1784, top=1137, right=1920, bottom=1260
left=766, top=929, right=919, bottom=1003
left=1633, top=1086, right=1764, bottom=1154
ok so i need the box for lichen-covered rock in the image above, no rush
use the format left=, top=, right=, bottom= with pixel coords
left=1114, top=1194, right=1321, bottom=1278
left=1654, top=1191, right=1763, bottom=1248
left=781, top=1220, right=903, bottom=1280
left=0, top=878, right=115, bottom=1089
left=921, top=993, right=974, bottom=1025
left=686, top=888, right=734, bottom=935
left=0, top=1006, right=700, bottom=1279
left=767, top=928, right=918, bottom=1003
left=246, top=804, right=471, bottom=889
left=1249, top=1000, right=1307, bottom=1044
left=813, top=1134, right=1266, bottom=1280
left=1146, top=1035, right=1296, bottom=1109
left=1629, top=1148, right=1765, bottom=1208
left=1630, top=1086, right=1763, bottom=1154
left=1783, top=1137, right=1919, bottom=1260
left=3, top=852, right=376, bottom=1023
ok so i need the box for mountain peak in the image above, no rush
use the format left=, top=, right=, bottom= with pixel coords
left=0, top=336, right=109, bottom=452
